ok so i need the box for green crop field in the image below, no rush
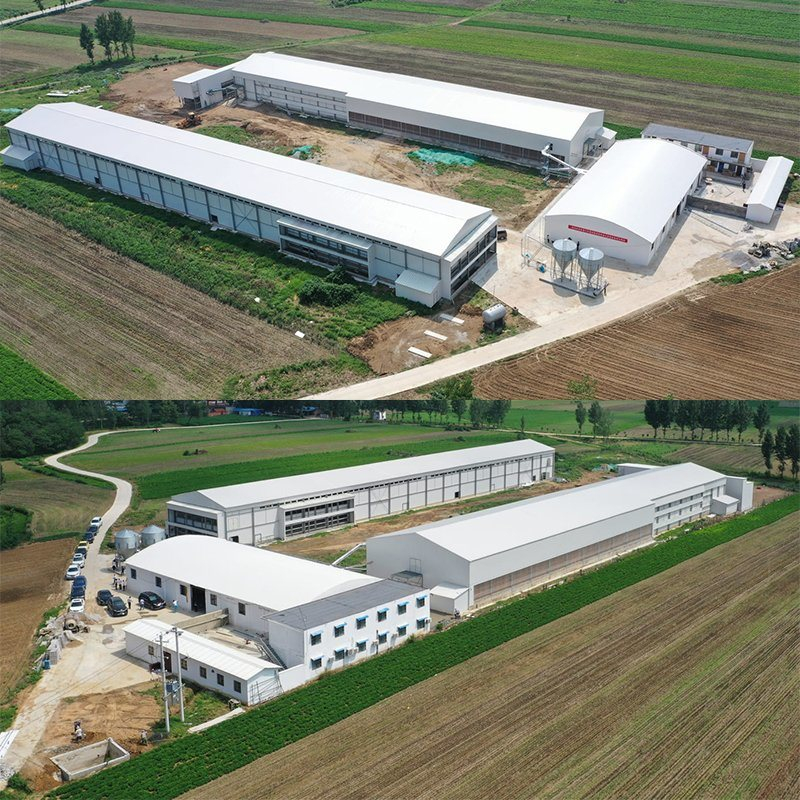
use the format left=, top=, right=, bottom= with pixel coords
left=49, top=495, right=800, bottom=800
left=0, top=344, right=78, bottom=400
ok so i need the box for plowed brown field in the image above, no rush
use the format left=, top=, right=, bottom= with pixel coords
left=472, top=265, right=800, bottom=398
left=0, top=201, right=327, bottom=398
left=185, top=512, right=800, bottom=800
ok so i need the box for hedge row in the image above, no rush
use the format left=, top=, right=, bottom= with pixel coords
left=52, top=495, right=799, bottom=800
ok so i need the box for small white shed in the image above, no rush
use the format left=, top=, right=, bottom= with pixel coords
left=746, top=156, right=793, bottom=223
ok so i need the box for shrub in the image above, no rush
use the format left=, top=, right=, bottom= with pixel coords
left=298, top=277, right=358, bottom=307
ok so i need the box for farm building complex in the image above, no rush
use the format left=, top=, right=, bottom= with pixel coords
left=544, top=138, right=707, bottom=266
left=1, top=103, right=499, bottom=307
left=367, top=463, right=754, bottom=612
left=123, top=537, right=429, bottom=696
left=166, top=440, right=555, bottom=545
left=173, top=52, right=609, bottom=168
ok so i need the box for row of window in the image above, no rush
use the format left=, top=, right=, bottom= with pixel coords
left=450, top=228, right=497, bottom=276
left=451, top=242, right=497, bottom=294
left=249, top=80, right=343, bottom=105
left=145, top=646, right=244, bottom=694
left=279, top=224, right=369, bottom=261
left=309, top=619, right=428, bottom=668
left=309, top=598, right=427, bottom=645
left=282, top=241, right=370, bottom=278
left=284, top=498, right=354, bottom=522
left=284, top=511, right=354, bottom=538
left=168, top=510, right=217, bottom=532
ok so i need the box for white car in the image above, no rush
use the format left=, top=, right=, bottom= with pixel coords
left=90, top=516, right=102, bottom=526
left=65, top=564, right=81, bottom=580
left=69, top=597, right=85, bottom=614
left=71, top=553, right=85, bottom=568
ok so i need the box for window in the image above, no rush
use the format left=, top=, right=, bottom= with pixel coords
left=397, top=602, right=408, bottom=615
left=147, top=645, right=154, bottom=656
left=238, top=602, right=246, bottom=616
left=200, top=666, right=207, bottom=679
left=217, top=673, right=225, bottom=687
left=155, top=576, right=161, bottom=588
left=378, top=632, right=388, bottom=645
left=310, top=631, right=322, bottom=646
left=210, top=594, right=217, bottom=607
left=377, top=609, right=388, bottom=622
left=311, top=657, right=323, bottom=669
left=356, top=616, right=367, bottom=630
left=356, top=640, right=367, bottom=653
left=334, top=649, right=345, bottom=661
left=180, top=657, right=188, bottom=670
left=397, top=625, right=407, bottom=637
left=416, top=618, right=427, bottom=631
left=334, top=623, right=345, bottom=638
left=233, top=680, right=242, bottom=694
left=416, top=596, right=426, bottom=608
left=179, top=584, right=187, bottom=597
left=715, top=148, right=724, bottom=156
left=131, top=568, right=137, bottom=579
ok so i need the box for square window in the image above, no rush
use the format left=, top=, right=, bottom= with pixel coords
left=147, top=645, right=154, bottom=656
left=233, top=680, right=242, bottom=694
left=334, top=649, right=345, bottom=661
left=416, top=597, right=426, bottom=608
left=155, top=576, right=161, bottom=588
left=238, top=602, right=246, bottom=616
left=377, top=610, right=387, bottom=622
left=200, top=666, right=207, bottom=679
left=416, top=618, right=427, bottom=631
left=179, top=584, right=187, bottom=597
left=180, top=657, right=187, bottom=670
left=217, top=673, right=225, bottom=687
left=310, top=632, right=322, bottom=646
left=334, top=624, right=345, bottom=638
left=397, top=625, right=407, bottom=637
left=378, top=632, right=387, bottom=645
left=356, top=617, right=367, bottom=629
left=356, top=641, right=367, bottom=652
left=210, top=594, right=217, bottom=607
left=311, top=657, right=323, bottom=669
left=397, top=602, right=408, bottom=615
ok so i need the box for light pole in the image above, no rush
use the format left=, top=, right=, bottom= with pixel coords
left=172, top=626, right=185, bottom=722
left=158, top=633, right=170, bottom=735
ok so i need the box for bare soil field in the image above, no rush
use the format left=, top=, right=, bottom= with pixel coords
left=272, top=472, right=606, bottom=562
left=56, top=7, right=361, bottom=47
left=0, top=538, right=74, bottom=696
left=472, top=265, right=800, bottom=399
left=0, top=461, right=112, bottom=538
left=0, top=201, right=327, bottom=398
left=106, top=63, right=558, bottom=230
left=297, top=41, right=800, bottom=156
left=187, top=512, right=800, bottom=800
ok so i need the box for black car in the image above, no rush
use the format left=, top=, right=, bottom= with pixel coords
left=87, top=523, right=100, bottom=534
left=73, top=575, right=87, bottom=589
left=96, top=589, right=113, bottom=606
left=83, top=531, right=95, bottom=543
left=108, top=596, right=128, bottom=617
left=138, top=591, right=165, bottom=610
left=71, top=583, right=86, bottom=599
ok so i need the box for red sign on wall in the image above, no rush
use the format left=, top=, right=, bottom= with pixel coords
left=568, top=224, right=628, bottom=243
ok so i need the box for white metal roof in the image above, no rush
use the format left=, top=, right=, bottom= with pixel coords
left=123, top=618, right=279, bottom=680
left=714, top=494, right=739, bottom=506
left=172, top=68, right=218, bottom=86
left=395, top=269, right=440, bottom=294
left=170, top=439, right=554, bottom=511
left=229, top=52, right=602, bottom=144
left=374, top=463, right=725, bottom=562
left=125, top=536, right=378, bottom=610
left=430, top=582, right=469, bottom=599
left=642, top=123, right=753, bottom=154
left=6, top=103, right=493, bottom=257
left=748, top=156, right=793, bottom=212
left=545, top=139, right=707, bottom=243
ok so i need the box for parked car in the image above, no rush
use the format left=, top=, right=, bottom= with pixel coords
left=70, top=583, right=86, bottom=599
left=75, top=545, right=89, bottom=558
left=108, top=596, right=128, bottom=617
left=71, top=553, right=85, bottom=568
left=86, top=523, right=100, bottom=535
left=73, top=575, right=87, bottom=589
left=69, top=597, right=85, bottom=614
left=138, top=591, right=165, bottom=610
left=90, top=516, right=102, bottom=526
left=96, top=589, right=113, bottom=606
left=65, top=564, right=81, bottom=580
left=83, top=531, right=95, bottom=543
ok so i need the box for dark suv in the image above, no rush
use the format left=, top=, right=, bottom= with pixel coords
left=96, top=589, right=113, bottom=606
left=138, top=591, right=165, bottom=610
left=108, top=596, right=128, bottom=617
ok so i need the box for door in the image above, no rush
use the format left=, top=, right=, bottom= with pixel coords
left=190, top=584, right=207, bottom=613
left=163, top=652, right=172, bottom=674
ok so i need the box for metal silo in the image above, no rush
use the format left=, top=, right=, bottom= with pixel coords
left=577, top=247, right=604, bottom=291
left=114, top=529, right=139, bottom=558
left=140, top=524, right=167, bottom=548
left=551, top=238, right=578, bottom=282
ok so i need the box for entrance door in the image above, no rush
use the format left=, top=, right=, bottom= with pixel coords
left=190, top=585, right=207, bottom=613
left=163, top=651, right=172, bottom=673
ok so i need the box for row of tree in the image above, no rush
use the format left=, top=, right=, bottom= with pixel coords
left=643, top=400, right=772, bottom=442
left=79, top=11, right=136, bottom=64
left=574, top=401, right=615, bottom=440
left=760, top=425, right=800, bottom=479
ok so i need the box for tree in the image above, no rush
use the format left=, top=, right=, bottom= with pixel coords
left=732, top=400, right=751, bottom=442
left=674, top=400, right=697, bottom=440
left=787, top=424, right=800, bottom=481
left=575, top=401, right=587, bottom=435
left=587, top=401, right=603, bottom=438
left=436, top=374, right=473, bottom=401
left=95, top=12, right=113, bottom=60
left=79, top=23, right=95, bottom=64
left=656, top=397, right=674, bottom=438
left=753, top=402, right=770, bottom=442
left=469, top=398, right=489, bottom=428
left=761, top=429, right=774, bottom=474
left=487, top=400, right=511, bottom=428
left=643, top=399, right=659, bottom=438
left=124, top=15, right=136, bottom=58
left=594, top=407, right=615, bottom=442
left=451, top=398, right=466, bottom=424
left=774, top=426, right=788, bottom=478
left=720, top=400, right=736, bottom=441
left=566, top=374, right=597, bottom=403
left=0, top=403, right=85, bottom=458
left=34, top=0, right=44, bottom=11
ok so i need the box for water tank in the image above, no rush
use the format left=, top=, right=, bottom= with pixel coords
left=140, top=524, right=166, bottom=548
left=552, top=238, right=578, bottom=267
left=578, top=247, right=604, bottom=283
left=482, top=303, right=507, bottom=326
left=114, top=528, right=139, bottom=556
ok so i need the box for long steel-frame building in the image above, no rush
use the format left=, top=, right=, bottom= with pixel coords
left=166, top=439, right=555, bottom=546
left=2, top=102, right=499, bottom=306
left=173, top=52, right=608, bottom=168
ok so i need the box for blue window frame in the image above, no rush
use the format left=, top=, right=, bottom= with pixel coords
left=397, top=602, right=408, bottom=614
left=311, top=657, right=323, bottom=669
left=377, top=631, right=388, bottom=645
left=356, top=640, right=367, bottom=652
left=334, top=648, right=345, bottom=661
left=356, top=615, right=368, bottom=629
left=310, top=631, right=322, bottom=646
left=334, top=623, right=345, bottom=637
left=377, top=608, right=388, bottom=622
left=397, top=625, right=407, bottom=637
left=416, top=618, right=428, bottom=630
left=416, top=595, right=427, bottom=608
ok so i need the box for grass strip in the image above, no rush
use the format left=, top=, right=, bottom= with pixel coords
left=0, top=343, right=78, bottom=400
left=135, top=432, right=519, bottom=499
left=362, top=1, right=477, bottom=16
left=462, top=19, right=800, bottom=64
left=51, top=495, right=799, bottom=800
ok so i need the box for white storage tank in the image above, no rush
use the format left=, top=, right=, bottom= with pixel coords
left=482, top=303, right=507, bottom=332
left=114, top=529, right=139, bottom=557
left=140, top=525, right=166, bottom=548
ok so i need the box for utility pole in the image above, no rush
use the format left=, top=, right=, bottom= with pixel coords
left=172, top=626, right=185, bottom=722
left=158, top=633, right=170, bottom=735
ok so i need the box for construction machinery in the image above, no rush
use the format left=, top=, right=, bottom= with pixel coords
left=176, top=112, right=201, bottom=129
